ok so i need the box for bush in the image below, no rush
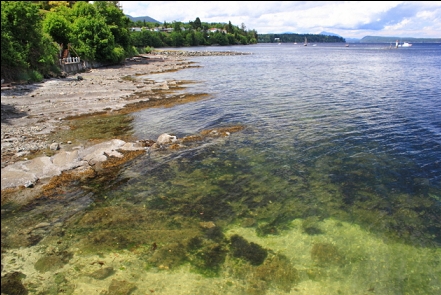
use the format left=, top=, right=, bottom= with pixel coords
left=29, top=70, right=44, bottom=82
left=144, top=46, right=154, bottom=53
left=16, top=69, right=44, bottom=83
left=110, top=46, right=125, bottom=63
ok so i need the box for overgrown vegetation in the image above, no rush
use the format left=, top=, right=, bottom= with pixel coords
left=130, top=18, right=258, bottom=47
left=1, top=1, right=257, bottom=83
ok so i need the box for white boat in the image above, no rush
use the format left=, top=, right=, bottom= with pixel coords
left=398, top=41, right=412, bottom=47
left=304, top=37, right=307, bottom=46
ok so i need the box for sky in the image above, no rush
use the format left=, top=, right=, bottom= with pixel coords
left=120, top=1, right=441, bottom=39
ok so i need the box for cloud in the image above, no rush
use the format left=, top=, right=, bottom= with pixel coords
left=120, top=1, right=441, bottom=38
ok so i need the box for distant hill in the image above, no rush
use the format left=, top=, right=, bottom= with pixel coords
left=345, top=38, right=361, bottom=43
left=360, top=36, right=441, bottom=43
left=126, top=15, right=161, bottom=24
left=320, top=32, right=360, bottom=43
left=320, top=31, right=342, bottom=37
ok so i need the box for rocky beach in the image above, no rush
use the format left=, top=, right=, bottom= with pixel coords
left=1, top=50, right=250, bottom=204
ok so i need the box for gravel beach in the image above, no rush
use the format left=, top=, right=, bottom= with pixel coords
left=1, top=54, right=194, bottom=168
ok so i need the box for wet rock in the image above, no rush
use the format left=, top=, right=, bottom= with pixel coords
left=156, top=133, right=177, bottom=145
left=51, top=150, right=85, bottom=171
left=49, top=142, right=60, bottom=151
left=1, top=165, right=39, bottom=190
left=78, top=139, right=127, bottom=164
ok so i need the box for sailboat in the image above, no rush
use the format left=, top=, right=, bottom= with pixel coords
left=304, top=37, right=307, bottom=46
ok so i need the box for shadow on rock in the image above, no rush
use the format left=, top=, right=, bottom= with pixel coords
left=1, top=103, right=28, bottom=123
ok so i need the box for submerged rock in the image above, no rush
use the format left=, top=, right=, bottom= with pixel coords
left=230, top=234, right=267, bottom=265
left=34, top=251, right=73, bottom=273
left=148, top=242, right=187, bottom=269
left=88, top=267, right=114, bottom=280
left=311, top=242, right=345, bottom=265
left=106, top=279, right=136, bottom=295
left=1, top=272, right=28, bottom=295
left=302, top=216, right=324, bottom=235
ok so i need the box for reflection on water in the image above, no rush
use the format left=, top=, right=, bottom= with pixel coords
left=2, top=44, right=441, bottom=294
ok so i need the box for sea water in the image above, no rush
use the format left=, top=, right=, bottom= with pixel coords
left=2, top=43, right=440, bottom=294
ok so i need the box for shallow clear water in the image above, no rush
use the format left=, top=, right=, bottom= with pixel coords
left=2, top=43, right=441, bottom=295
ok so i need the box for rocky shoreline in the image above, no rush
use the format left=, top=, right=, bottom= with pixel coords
left=1, top=50, right=246, bottom=204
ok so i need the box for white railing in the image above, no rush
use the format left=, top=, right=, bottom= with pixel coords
left=59, top=57, right=81, bottom=64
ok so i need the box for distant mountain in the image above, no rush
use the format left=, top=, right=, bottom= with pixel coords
left=126, top=15, right=161, bottom=24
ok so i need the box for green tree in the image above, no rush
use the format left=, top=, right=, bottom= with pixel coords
left=169, top=31, right=184, bottom=47
left=42, top=12, right=71, bottom=46
left=212, top=32, right=228, bottom=45
left=69, top=2, right=120, bottom=63
left=227, top=33, right=236, bottom=45
left=71, top=1, right=98, bottom=18
left=184, top=31, right=195, bottom=46
left=93, top=1, right=131, bottom=50
left=1, top=1, right=58, bottom=81
left=131, top=29, right=163, bottom=48
left=172, top=21, right=182, bottom=33
left=71, top=16, right=118, bottom=62
left=193, top=17, right=201, bottom=30
left=194, top=31, right=206, bottom=46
